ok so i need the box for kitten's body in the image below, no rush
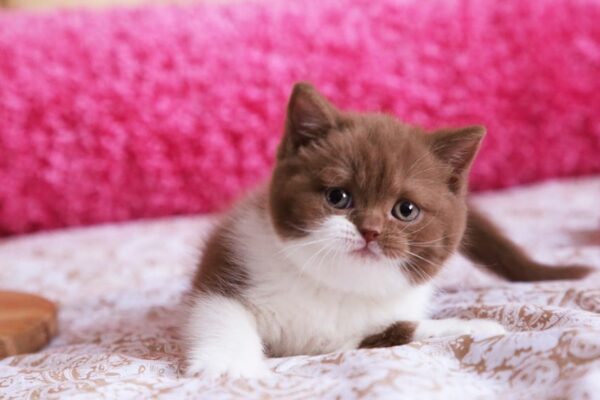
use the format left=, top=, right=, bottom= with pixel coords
left=184, top=83, right=591, bottom=378
left=210, top=189, right=432, bottom=356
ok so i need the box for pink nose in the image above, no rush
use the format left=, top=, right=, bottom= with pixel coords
left=360, top=229, right=380, bottom=243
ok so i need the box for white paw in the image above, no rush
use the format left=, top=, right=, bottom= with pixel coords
left=416, top=318, right=506, bottom=340
left=184, top=294, right=271, bottom=380
left=453, top=319, right=506, bottom=337
left=186, top=355, right=271, bottom=380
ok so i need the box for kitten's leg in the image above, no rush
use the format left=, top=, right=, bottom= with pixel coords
left=359, top=319, right=505, bottom=349
left=184, top=293, right=268, bottom=379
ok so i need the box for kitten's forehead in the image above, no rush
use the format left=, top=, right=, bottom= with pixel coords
left=303, top=115, right=442, bottom=192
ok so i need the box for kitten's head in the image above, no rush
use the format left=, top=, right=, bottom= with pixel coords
left=269, top=83, right=485, bottom=295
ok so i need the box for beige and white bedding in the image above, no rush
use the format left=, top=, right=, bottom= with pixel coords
left=1, top=177, right=599, bottom=399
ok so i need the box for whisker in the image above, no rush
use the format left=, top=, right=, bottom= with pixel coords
left=277, top=237, right=335, bottom=255
left=402, top=259, right=425, bottom=283
left=405, top=250, right=439, bottom=268
left=297, top=240, right=333, bottom=275
left=406, top=243, right=449, bottom=249
left=384, top=235, right=451, bottom=247
left=405, top=259, right=434, bottom=285
left=314, top=243, right=336, bottom=280
left=396, top=208, right=442, bottom=236
left=288, top=223, right=326, bottom=235
left=409, top=236, right=453, bottom=245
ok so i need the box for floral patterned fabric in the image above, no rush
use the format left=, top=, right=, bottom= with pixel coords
left=1, top=177, right=599, bottom=399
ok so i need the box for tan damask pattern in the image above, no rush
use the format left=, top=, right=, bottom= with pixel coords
left=1, top=177, right=599, bottom=399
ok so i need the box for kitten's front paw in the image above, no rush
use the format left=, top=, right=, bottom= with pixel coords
left=416, top=318, right=506, bottom=340
left=186, top=355, right=270, bottom=380
left=184, top=294, right=271, bottom=380
left=454, top=319, right=506, bottom=337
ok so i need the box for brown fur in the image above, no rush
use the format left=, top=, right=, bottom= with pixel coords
left=194, top=81, right=591, bottom=298
left=359, top=322, right=417, bottom=348
left=462, top=208, right=593, bottom=281
left=193, top=218, right=249, bottom=297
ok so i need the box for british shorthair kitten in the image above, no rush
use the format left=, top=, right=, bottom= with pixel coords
left=184, top=83, right=591, bottom=378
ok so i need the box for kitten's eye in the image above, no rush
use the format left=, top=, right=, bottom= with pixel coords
left=392, top=200, right=420, bottom=221
left=325, top=188, right=353, bottom=209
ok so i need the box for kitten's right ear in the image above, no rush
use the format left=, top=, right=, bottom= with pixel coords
left=278, top=82, right=340, bottom=158
left=428, top=125, right=486, bottom=193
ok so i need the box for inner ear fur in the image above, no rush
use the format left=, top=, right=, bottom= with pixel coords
left=427, top=125, right=486, bottom=192
left=278, top=82, right=341, bottom=159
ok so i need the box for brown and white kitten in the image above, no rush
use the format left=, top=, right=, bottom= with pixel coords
left=184, top=83, right=591, bottom=378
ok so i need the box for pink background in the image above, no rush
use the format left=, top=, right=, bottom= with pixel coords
left=1, top=0, right=599, bottom=235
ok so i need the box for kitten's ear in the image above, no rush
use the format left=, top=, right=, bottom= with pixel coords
left=279, top=82, right=340, bottom=158
left=428, top=125, right=486, bottom=191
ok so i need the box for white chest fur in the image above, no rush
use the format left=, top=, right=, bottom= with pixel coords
left=231, top=201, right=433, bottom=356
left=247, top=273, right=432, bottom=356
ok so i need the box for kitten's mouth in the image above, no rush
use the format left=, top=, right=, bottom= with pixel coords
left=351, top=244, right=382, bottom=260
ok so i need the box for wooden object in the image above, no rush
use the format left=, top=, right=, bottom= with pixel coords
left=0, top=291, right=58, bottom=359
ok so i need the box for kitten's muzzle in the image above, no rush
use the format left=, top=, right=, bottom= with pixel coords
left=360, top=229, right=380, bottom=243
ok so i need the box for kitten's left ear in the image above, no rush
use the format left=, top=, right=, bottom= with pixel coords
left=428, top=125, right=486, bottom=191
left=278, top=82, right=341, bottom=159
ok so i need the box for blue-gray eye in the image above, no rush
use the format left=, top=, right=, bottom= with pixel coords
left=326, top=188, right=352, bottom=209
left=392, top=200, right=420, bottom=221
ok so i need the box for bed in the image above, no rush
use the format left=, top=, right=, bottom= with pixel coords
left=1, top=0, right=600, bottom=397
left=1, top=176, right=599, bottom=399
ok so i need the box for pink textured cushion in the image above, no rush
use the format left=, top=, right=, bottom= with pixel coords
left=1, top=0, right=599, bottom=235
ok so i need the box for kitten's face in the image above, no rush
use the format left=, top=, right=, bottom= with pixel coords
left=269, top=83, right=484, bottom=295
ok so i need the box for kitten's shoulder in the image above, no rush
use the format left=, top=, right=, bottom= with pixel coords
left=192, top=184, right=270, bottom=296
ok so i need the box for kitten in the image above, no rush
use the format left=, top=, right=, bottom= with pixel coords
left=184, top=82, right=591, bottom=378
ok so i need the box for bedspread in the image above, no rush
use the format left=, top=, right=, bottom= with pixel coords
left=1, top=177, right=599, bottom=399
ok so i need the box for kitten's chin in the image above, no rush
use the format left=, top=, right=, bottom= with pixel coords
left=281, top=243, right=412, bottom=296
left=350, top=248, right=384, bottom=262
left=350, top=248, right=380, bottom=260
left=349, top=241, right=385, bottom=261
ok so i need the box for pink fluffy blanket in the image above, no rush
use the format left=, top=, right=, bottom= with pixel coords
left=1, top=0, right=599, bottom=236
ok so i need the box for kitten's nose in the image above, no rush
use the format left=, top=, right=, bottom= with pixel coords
left=360, top=229, right=380, bottom=243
